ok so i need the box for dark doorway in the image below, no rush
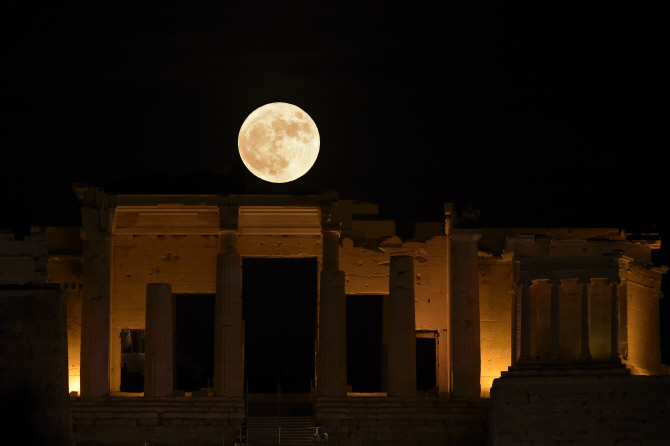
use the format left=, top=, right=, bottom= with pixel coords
left=346, top=295, right=383, bottom=392
left=120, top=329, right=145, bottom=392
left=416, top=335, right=437, bottom=393
left=243, top=258, right=317, bottom=394
left=175, top=294, right=215, bottom=392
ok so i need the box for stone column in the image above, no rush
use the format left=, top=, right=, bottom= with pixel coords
left=578, top=278, right=592, bottom=360
left=608, top=278, right=622, bottom=360
left=80, top=225, right=112, bottom=397
left=317, top=223, right=346, bottom=396
left=450, top=230, right=481, bottom=398
left=318, top=270, right=347, bottom=396
left=443, top=203, right=453, bottom=394
left=145, top=283, right=173, bottom=397
left=380, top=294, right=389, bottom=393
left=213, top=243, right=244, bottom=397
left=76, top=186, right=113, bottom=398
left=387, top=255, right=417, bottom=397
left=322, top=228, right=340, bottom=272
left=517, top=279, right=532, bottom=362
left=548, top=279, right=561, bottom=361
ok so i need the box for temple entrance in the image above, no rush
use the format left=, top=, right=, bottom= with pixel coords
left=346, top=295, right=383, bottom=392
left=243, top=258, right=317, bottom=394
left=174, top=294, right=215, bottom=392
left=416, top=331, right=438, bottom=393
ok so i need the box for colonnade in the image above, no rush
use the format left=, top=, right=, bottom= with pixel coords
left=516, top=277, right=622, bottom=363
left=78, top=219, right=485, bottom=399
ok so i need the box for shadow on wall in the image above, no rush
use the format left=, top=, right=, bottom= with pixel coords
left=0, top=383, right=47, bottom=445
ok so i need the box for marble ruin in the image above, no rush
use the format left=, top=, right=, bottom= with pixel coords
left=1, top=185, right=669, bottom=445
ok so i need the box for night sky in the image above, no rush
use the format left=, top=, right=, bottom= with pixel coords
left=3, top=4, right=668, bottom=359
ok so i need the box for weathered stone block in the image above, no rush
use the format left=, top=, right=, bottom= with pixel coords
left=0, top=240, right=21, bottom=256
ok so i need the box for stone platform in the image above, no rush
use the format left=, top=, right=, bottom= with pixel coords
left=71, top=396, right=244, bottom=446
left=315, top=396, right=493, bottom=446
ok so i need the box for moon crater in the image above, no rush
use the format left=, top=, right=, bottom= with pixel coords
left=238, top=103, right=320, bottom=183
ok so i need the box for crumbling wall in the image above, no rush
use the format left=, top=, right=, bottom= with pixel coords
left=491, top=374, right=670, bottom=445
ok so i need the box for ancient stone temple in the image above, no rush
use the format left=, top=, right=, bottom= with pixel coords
left=2, top=185, right=669, bottom=445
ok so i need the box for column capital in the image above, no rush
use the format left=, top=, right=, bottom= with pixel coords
left=219, top=228, right=238, bottom=254
left=577, top=277, right=592, bottom=285
left=606, top=277, right=622, bottom=285
left=449, top=229, right=482, bottom=242
left=321, top=221, right=341, bottom=233
left=321, top=224, right=341, bottom=272
left=516, top=278, right=533, bottom=288
left=217, top=204, right=239, bottom=231
left=547, top=278, right=562, bottom=286
left=219, top=222, right=239, bottom=232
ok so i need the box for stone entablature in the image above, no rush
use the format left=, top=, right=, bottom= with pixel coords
left=516, top=255, right=621, bottom=282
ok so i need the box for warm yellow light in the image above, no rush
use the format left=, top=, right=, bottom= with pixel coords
left=69, top=374, right=80, bottom=395
left=480, top=376, right=496, bottom=398
left=238, top=102, right=320, bottom=183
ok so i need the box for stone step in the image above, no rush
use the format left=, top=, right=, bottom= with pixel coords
left=244, top=416, right=317, bottom=445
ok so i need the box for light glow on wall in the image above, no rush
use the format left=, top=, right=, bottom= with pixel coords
left=69, top=372, right=80, bottom=395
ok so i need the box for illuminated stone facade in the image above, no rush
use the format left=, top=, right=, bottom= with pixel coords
left=4, top=187, right=668, bottom=445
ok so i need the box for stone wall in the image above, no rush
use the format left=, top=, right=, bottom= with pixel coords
left=71, top=397, right=245, bottom=446
left=0, top=230, right=70, bottom=445
left=490, top=374, right=670, bottom=446
left=315, top=397, right=492, bottom=446
left=0, top=287, right=70, bottom=446
left=0, top=231, right=48, bottom=284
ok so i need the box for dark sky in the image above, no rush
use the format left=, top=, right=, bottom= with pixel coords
left=3, top=3, right=667, bottom=232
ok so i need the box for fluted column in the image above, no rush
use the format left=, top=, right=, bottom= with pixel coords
left=450, top=230, right=481, bottom=398
left=578, top=278, right=592, bottom=360
left=322, top=228, right=340, bottom=272
left=608, top=278, right=622, bottom=360
left=214, top=251, right=244, bottom=397
left=517, top=279, right=532, bottom=362
left=145, top=283, right=173, bottom=396
left=317, top=223, right=346, bottom=396
left=549, top=279, right=561, bottom=361
left=380, top=294, right=389, bottom=393
left=387, top=255, right=417, bottom=397
left=80, top=230, right=112, bottom=397
left=317, top=270, right=347, bottom=396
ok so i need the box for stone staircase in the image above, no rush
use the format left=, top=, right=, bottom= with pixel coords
left=243, top=416, right=318, bottom=445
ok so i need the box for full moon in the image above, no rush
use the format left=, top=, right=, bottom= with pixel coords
left=238, top=102, right=320, bottom=183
